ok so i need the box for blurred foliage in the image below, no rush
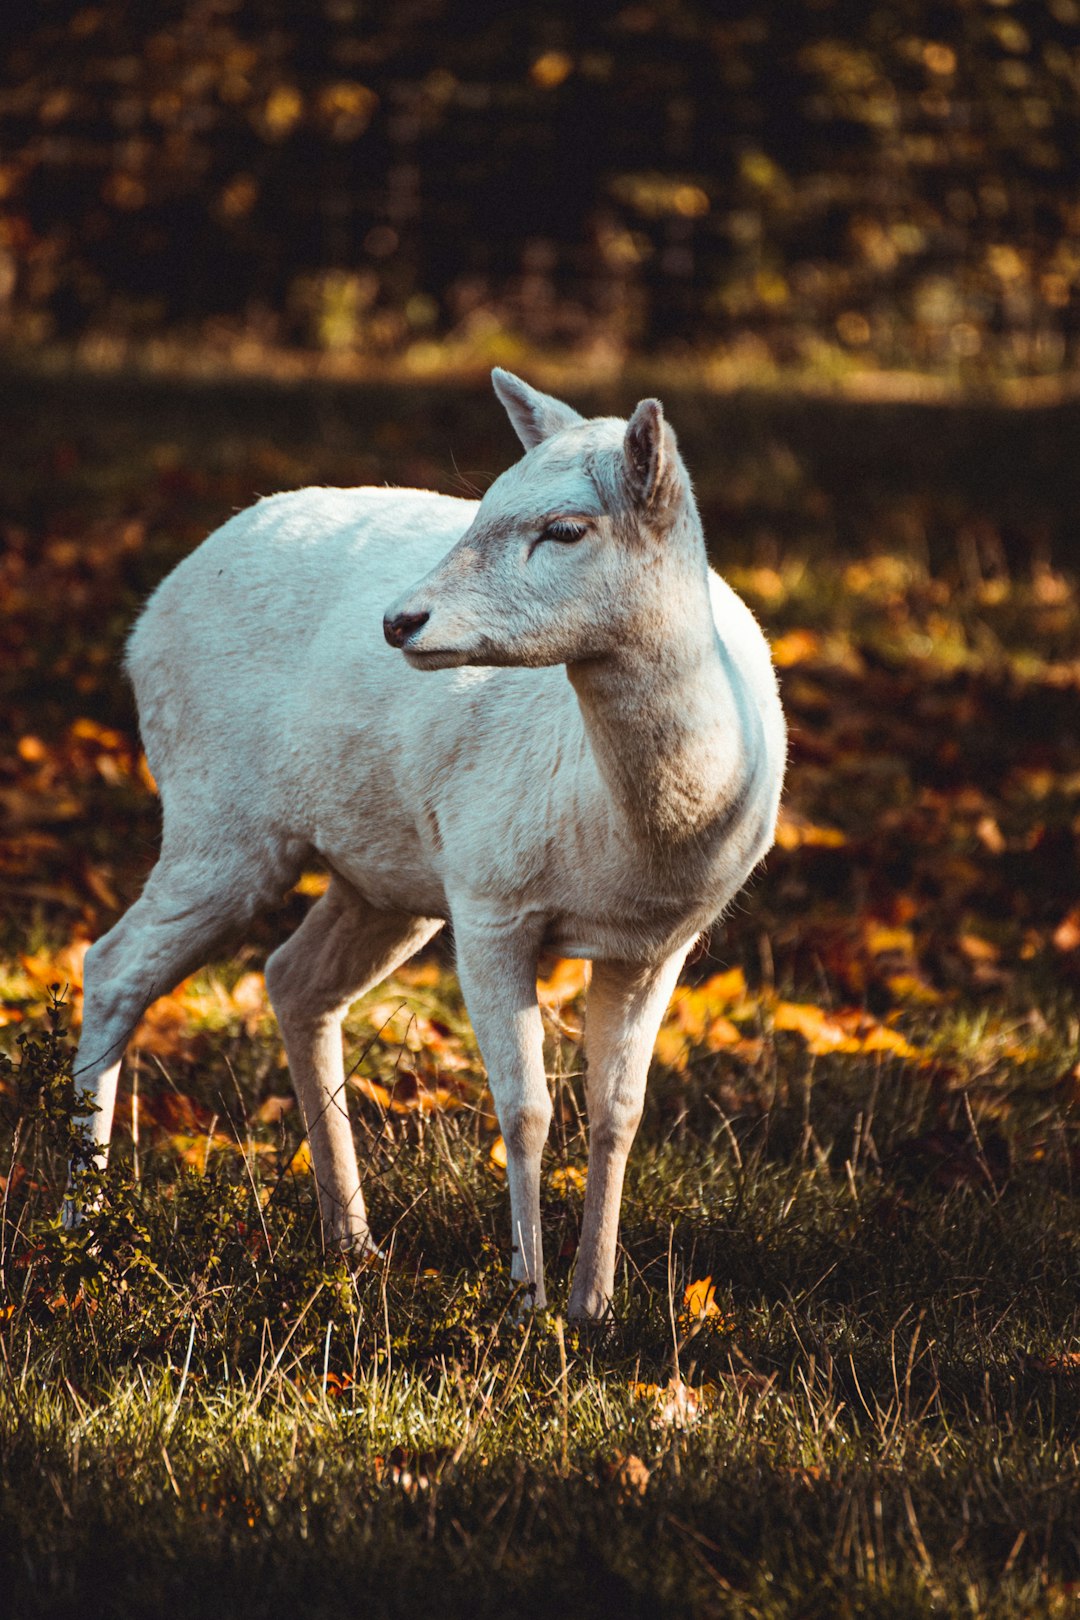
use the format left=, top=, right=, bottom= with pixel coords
left=1, top=0, right=1080, bottom=380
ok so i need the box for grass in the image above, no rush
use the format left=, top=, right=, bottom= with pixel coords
left=1, top=995, right=1078, bottom=1619
left=1, top=368, right=1079, bottom=1617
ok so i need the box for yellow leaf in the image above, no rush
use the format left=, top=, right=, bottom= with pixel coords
left=860, top=1024, right=920, bottom=1058
left=864, top=923, right=916, bottom=957
left=293, top=871, right=330, bottom=898
left=286, top=1140, right=313, bottom=1176
left=550, top=1165, right=586, bottom=1195
left=530, top=50, right=573, bottom=89
left=885, top=972, right=944, bottom=1005
left=263, top=84, right=304, bottom=137
left=700, top=966, right=747, bottom=1004
left=169, top=1132, right=230, bottom=1172
left=653, top=1024, right=689, bottom=1069
left=489, top=1136, right=507, bottom=1172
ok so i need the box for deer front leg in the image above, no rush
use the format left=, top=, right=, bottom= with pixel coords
left=454, top=915, right=551, bottom=1308
left=568, top=948, right=690, bottom=1322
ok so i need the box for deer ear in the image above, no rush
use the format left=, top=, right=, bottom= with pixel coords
left=623, top=399, right=667, bottom=503
left=492, top=369, right=585, bottom=450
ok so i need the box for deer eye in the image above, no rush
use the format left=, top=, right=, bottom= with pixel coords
left=541, top=519, right=589, bottom=543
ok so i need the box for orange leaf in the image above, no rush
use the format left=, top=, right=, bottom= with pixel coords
left=489, top=1135, right=507, bottom=1172
left=353, top=1076, right=393, bottom=1110
left=958, top=933, right=999, bottom=963
left=774, top=812, right=847, bottom=850
left=774, top=1000, right=850, bottom=1051
left=20, top=937, right=90, bottom=997
left=773, top=999, right=922, bottom=1060
left=1027, top=1351, right=1080, bottom=1376
left=1052, top=909, right=1080, bottom=953
left=537, top=958, right=591, bottom=1007
left=254, top=1094, right=295, bottom=1125
left=683, top=1276, right=720, bottom=1321
left=770, top=629, right=822, bottom=667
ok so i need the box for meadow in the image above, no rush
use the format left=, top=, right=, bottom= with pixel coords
left=1, top=367, right=1078, bottom=1618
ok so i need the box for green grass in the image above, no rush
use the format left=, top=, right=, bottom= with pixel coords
left=1, top=977, right=1078, bottom=1618
left=2, top=372, right=1080, bottom=1617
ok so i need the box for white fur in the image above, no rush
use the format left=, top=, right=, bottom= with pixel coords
left=72, top=372, right=786, bottom=1319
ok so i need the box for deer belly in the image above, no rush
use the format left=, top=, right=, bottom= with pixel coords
left=541, top=902, right=708, bottom=964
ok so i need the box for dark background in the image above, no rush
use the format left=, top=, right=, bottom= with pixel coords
left=2, top=0, right=1079, bottom=380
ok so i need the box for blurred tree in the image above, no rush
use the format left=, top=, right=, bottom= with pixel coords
left=0, top=0, right=1078, bottom=375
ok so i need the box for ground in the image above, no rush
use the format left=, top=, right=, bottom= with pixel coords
left=0, top=367, right=1078, bottom=1618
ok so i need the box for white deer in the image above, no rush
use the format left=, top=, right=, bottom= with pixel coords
left=71, top=370, right=786, bottom=1319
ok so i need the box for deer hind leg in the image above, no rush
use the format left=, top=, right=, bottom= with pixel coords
left=265, top=875, right=442, bottom=1254
left=568, top=948, right=690, bottom=1322
left=71, top=845, right=281, bottom=1216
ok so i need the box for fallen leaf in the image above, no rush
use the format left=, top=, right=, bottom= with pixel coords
left=864, top=923, right=916, bottom=957
left=352, top=1076, right=393, bottom=1110
left=632, top=1376, right=707, bottom=1429
left=958, top=933, right=1000, bottom=963
left=537, top=958, right=591, bottom=1007
left=253, top=1094, right=294, bottom=1125
left=683, top=1275, right=721, bottom=1321
left=772, top=999, right=922, bottom=1059
left=286, top=1140, right=313, bottom=1176
left=1026, top=1351, right=1080, bottom=1376
left=598, top=1451, right=651, bottom=1498
left=771, top=629, right=822, bottom=667
left=775, top=811, right=847, bottom=850
left=169, top=1131, right=231, bottom=1171
left=1052, top=909, right=1080, bottom=952
left=230, top=971, right=267, bottom=1023
left=293, top=871, right=330, bottom=898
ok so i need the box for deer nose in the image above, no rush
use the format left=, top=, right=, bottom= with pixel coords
left=383, top=608, right=430, bottom=649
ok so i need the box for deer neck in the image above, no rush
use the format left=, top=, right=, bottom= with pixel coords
left=567, top=559, right=752, bottom=852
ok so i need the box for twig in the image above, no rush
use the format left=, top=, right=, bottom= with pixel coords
left=163, top=1318, right=196, bottom=1436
